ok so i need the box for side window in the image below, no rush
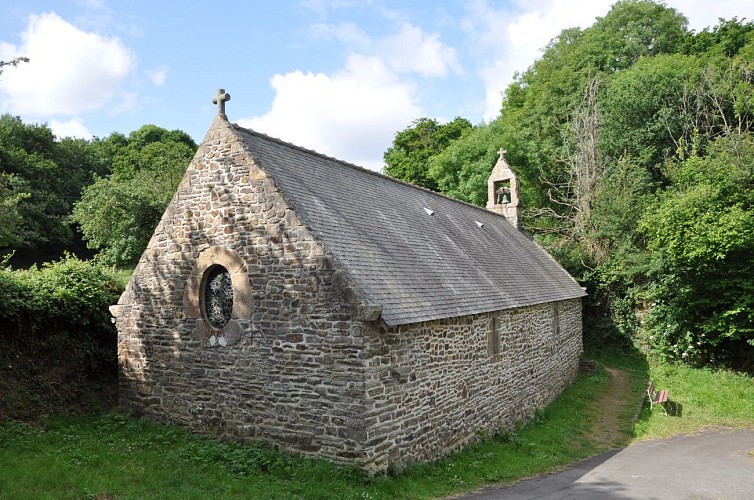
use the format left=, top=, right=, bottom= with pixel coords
left=488, top=316, right=501, bottom=360
left=553, top=302, right=560, bottom=337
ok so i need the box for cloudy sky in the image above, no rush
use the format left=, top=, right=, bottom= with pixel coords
left=1, top=1, right=752, bottom=170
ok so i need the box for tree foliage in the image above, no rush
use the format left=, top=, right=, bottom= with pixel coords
left=71, top=125, right=196, bottom=265
left=383, top=117, right=471, bottom=190
left=0, top=115, right=97, bottom=250
left=0, top=57, right=29, bottom=76
left=640, top=135, right=754, bottom=367
left=0, top=115, right=196, bottom=266
left=382, top=1, right=754, bottom=369
left=0, top=173, right=28, bottom=248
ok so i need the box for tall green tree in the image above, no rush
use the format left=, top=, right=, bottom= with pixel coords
left=383, top=117, right=471, bottom=190
left=0, top=173, right=28, bottom=248
left=599, top=54, right=700, bottom=180
left=428, top=118, right=509, bottom=207
left=0, top=115, right=71, bottom=248
left=0, top=114, right=114, bottom=255
left=640, top=134, right=754, bottom=368
left=72, top=125, right=197, bottom=265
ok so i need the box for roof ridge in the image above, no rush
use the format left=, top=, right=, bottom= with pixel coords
left=231, top=122, right=509, bottom=221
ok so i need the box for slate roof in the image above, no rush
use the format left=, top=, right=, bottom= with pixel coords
left=233, top=123, right=586, bottom=327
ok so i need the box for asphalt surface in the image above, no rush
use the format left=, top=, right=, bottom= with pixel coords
left=455, top=429, right=754, bottom=499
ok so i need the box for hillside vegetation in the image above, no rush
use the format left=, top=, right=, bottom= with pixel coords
left=0, top=1, right=753, bottom=497
left=385, top=0, right=754, bottom=371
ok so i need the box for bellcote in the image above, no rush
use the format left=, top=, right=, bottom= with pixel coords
left=486, top=149, right=521, bottom=229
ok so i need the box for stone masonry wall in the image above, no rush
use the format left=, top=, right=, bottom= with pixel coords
left=360, top=298, right=582, bottom=470
left=112, top=118, right=373, bottom=466
left=112, top=117, right=584, bottom=472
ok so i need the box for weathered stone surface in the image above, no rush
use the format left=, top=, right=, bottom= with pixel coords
left=112, top=116, right=584, bottom=473
left=360, top=299, right=582, bottom=470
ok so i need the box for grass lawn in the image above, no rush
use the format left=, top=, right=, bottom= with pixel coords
left=634, top=360, right=754, bottom=439
left=1, top=347, right=752, bottom=499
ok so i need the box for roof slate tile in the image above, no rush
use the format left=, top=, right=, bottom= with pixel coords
left=233, top=124, right=586, bottom=326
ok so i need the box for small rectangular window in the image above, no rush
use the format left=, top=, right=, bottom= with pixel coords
left=488, top=317, right=501, bottom=359
left=553, top=302, right=560, bottom=337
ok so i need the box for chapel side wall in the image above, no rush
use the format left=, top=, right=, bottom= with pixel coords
left=114, top=122, right=370, bottom=466
left=361, top=298, right=582, bottom=471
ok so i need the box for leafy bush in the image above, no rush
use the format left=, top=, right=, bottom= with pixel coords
left=639, top=136, right=754, bottom=370
left=0, top=255, right=123, bottom=418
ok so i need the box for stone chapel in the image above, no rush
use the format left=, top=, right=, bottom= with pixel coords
left=111, top=89, right=586, bottom=472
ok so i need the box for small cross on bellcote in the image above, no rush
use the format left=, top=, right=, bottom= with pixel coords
left=213, top=88, right=231, bottom=120
left=498, top=148, right=508, bottom=161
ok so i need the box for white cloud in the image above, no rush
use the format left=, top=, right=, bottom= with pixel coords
left=146, top=65, right=168, bottom=86
left=49, top=118, right=92, bottom=139
left=311, top=20, right=459, bottom=78
left=665, top=0, right=754, bottom=31
left=0, top=12, right=135, bottom=117
left=464, top=0, right=609, bottom=121
left=238, top=54, right=421, bottom=171
left=465, top=0, right=754, bottom=122
left=239, top=17, right=459, bottom=170
left=378, top=23, right=460, bottom=77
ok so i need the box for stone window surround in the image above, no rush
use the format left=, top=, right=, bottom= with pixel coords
left=184, top=246, right=252, bottom=346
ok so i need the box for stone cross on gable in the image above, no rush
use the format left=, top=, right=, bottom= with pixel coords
left=213, top=89, right=231, bottom=119
left=498, top=148, right=508, bottom=161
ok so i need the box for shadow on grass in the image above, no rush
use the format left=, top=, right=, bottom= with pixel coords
left=666, top=401, right=683, bottom=417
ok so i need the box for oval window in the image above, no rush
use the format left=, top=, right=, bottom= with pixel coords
left=203, top=265, right=233, bottom=329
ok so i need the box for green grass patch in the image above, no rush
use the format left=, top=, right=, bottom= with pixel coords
left=634, top=359, right=754, bottom=439
left=0, top=365, right=622, bottom=499
left=5, top=347, right=749, bottom=499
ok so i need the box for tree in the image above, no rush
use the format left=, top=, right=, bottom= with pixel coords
left=0, top=114, right=115, bottom=256
left=72, top=125, right=197, bottom=265
left=599, top=54, right=700, bottom=180
left=581, top=0, right=687, bottom=72
left=0, top=57, right=29, bottom=76
left=0, top=115, right=71, bottom=249
left=383, top=117, right=471, bottom=190
left=428, top=118, right=510, bottom=206
left=0, top=173, right=28, bottom=248
left=640, top=135, right=754, bottom=368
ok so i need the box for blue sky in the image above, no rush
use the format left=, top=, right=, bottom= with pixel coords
left=1, top=1, right=752, bottom=170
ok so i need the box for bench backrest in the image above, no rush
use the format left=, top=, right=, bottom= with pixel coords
left=647, top=381, right=655, bottom=395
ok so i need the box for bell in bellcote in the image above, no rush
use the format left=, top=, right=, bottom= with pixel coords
left=496, top=185, right=511, bottom=204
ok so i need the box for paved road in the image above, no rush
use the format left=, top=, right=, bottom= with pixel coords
left=455, top=429, right=754, bottom=499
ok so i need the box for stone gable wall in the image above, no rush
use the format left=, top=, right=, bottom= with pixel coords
left=361, top=298, right=582, bottom=470
left=113, top=120, right=372, bottom=465
left=113, top=119, right=584, bottom=473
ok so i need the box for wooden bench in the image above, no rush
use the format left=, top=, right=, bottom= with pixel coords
left=646, top=380, right=669, bottom=414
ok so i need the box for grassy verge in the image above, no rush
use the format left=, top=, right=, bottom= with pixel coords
left=2, top=348, right=751, bottom=499
left=0, top=365, right=620, bottom=500
left=634, top=358, right=754, bottom=439
left=588, top=343, right=754, bottom=440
